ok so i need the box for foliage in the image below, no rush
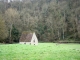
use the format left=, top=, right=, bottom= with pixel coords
left=5, top=8, right=19, bottom=43
left=0, top=14, right=8, bottom=42
left=0, top=0, right=80, bottom=43
left=11, top=25, right=20, bottom=42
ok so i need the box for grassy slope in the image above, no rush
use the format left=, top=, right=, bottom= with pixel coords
left=0, top=43, right=80, bottom=60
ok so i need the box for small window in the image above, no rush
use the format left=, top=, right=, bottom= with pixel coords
left=34, top=40, right=35, bottom=42
left=30, top=43, right=31, bottom=45
left=24, top=42, right=26, bottom=44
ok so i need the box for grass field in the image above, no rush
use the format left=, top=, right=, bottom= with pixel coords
left=0, top=43, right=80, bottom=60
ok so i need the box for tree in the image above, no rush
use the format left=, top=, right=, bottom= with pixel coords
left=5, top=8, right=19, bottom=43
left=11, top=25, right=20, bottom=42
left=0, top=14, right=8, bottom=42
left=20, top=7, right=39, bottom=31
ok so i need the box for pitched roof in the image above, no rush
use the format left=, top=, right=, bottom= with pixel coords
left=19, top=32, right=33, bottom=42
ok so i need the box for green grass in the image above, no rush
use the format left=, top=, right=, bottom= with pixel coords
left=0, top=43, right=80, bottom=60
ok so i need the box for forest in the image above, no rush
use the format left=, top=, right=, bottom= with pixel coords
left=0, top=0, right=80, bottom=43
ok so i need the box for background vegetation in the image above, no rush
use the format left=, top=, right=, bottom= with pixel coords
left=0, top=0, right=80, bottom=43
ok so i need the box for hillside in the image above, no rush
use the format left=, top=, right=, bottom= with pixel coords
left=0, top=0, right=80, bottom=43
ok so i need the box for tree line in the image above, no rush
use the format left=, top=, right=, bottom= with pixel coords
left=0, top=0, right=80, bottom=43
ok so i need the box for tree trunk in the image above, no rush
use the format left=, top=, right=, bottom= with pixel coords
left=58, top=30, right=60, bottom=40
left=75, top=14, right=78, bottom=40
left=9, top=24, right=12, bottom=43
left=63, top=29, right=64, bottom=40
left=62, top=11, right=65, bottom=40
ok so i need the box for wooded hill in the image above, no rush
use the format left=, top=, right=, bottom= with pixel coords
left=0, top=0, right=80, bottom=43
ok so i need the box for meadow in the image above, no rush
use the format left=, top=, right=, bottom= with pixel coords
left=0, top=43, right=80, bottom=60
